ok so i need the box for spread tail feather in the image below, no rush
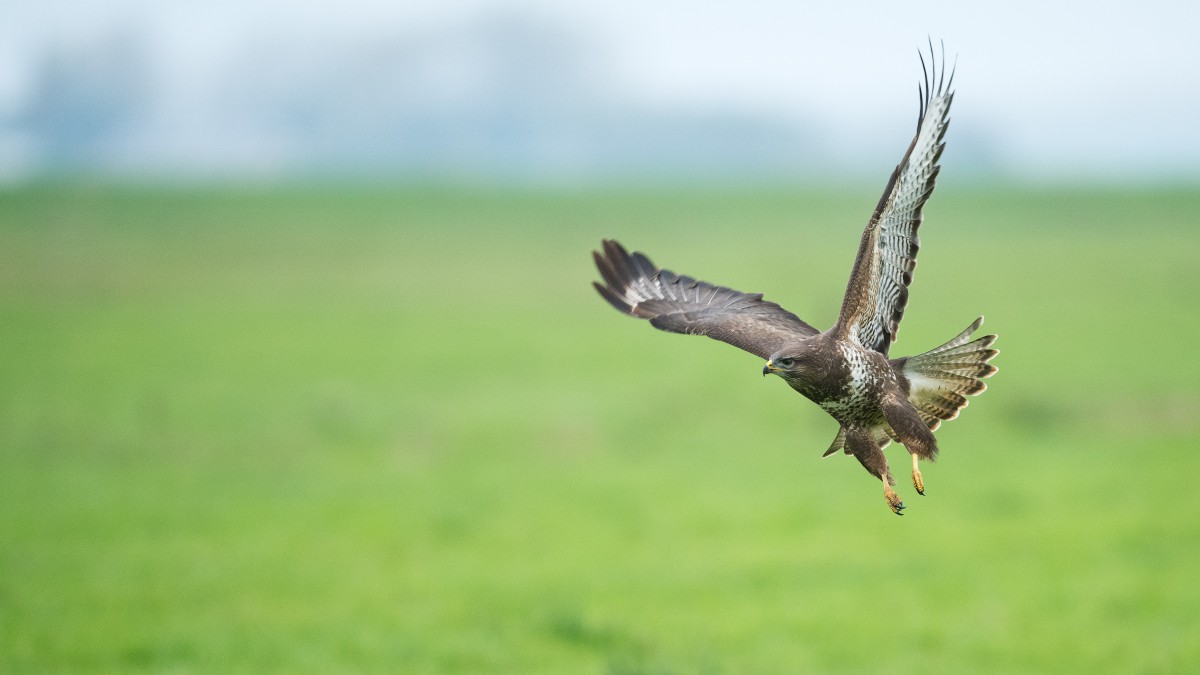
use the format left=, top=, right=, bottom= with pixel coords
left=896, top=316, right=998, bottom=430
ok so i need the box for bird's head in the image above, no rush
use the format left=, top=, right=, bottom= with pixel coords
left=763, top=340, right=827, bottom=384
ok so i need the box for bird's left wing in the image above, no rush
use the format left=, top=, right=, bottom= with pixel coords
left=834, top=44, right=954, bottom=356
left=593, top=239, right=818, bottom=360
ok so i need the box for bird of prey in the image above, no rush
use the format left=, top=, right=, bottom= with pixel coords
left=592, top=46, right=997, bottom=515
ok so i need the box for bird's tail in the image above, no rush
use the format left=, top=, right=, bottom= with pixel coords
left=896, top=316, right=998, bottom=430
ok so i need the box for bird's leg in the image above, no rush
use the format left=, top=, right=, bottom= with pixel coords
left=880, top=393, right=936, bottom=498
left=911, top=453, right=925, bottom=495
left=846, top=428, right=904, bottom=515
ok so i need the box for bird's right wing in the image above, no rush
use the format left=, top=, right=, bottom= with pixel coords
left=834, top=43, right=954, bottom=356
left=593, top=239, right=818, bottom=360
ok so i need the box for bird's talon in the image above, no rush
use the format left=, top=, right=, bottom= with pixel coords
left=911, top=461, right=925, bottom=495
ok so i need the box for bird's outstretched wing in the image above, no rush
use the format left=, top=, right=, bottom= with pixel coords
left=835, top=43, right=954, bottom=356
left=593, top=239, right=817, bottom=360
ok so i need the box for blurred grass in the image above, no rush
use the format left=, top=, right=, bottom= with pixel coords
left=1, top=183, right=1199, bottom=672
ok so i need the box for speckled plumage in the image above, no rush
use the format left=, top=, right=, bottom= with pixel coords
left=591, top=43, right=998, bottom=515
left=816, top=344, right=891, bottom=423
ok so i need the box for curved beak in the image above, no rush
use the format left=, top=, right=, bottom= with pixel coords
left=762, top=360, right=776, bottom=376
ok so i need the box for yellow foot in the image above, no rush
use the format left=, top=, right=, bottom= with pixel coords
left=884, top=486, right=905, bottom=516
left=911, top=455, right=925, bottom=495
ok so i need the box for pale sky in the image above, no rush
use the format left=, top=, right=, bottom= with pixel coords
left=1, top=0, right=1197, bottom=182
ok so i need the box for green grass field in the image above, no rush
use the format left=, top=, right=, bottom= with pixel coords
left=2, top=183, right=1199, bottom=672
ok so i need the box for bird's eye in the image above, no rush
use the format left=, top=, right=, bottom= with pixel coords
left=777, top=357, right=795, bottom=368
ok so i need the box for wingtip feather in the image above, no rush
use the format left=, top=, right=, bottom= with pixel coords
left=593, top=281, right=632, bottom=315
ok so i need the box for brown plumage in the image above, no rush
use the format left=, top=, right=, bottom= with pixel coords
left=591, top=43, right=998, bottom=515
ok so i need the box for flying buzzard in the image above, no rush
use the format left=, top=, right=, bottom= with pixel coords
left=592, top=46, right=997, bottom=515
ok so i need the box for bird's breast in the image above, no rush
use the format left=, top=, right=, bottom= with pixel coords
left=809, top=344, right=894, bottom=425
